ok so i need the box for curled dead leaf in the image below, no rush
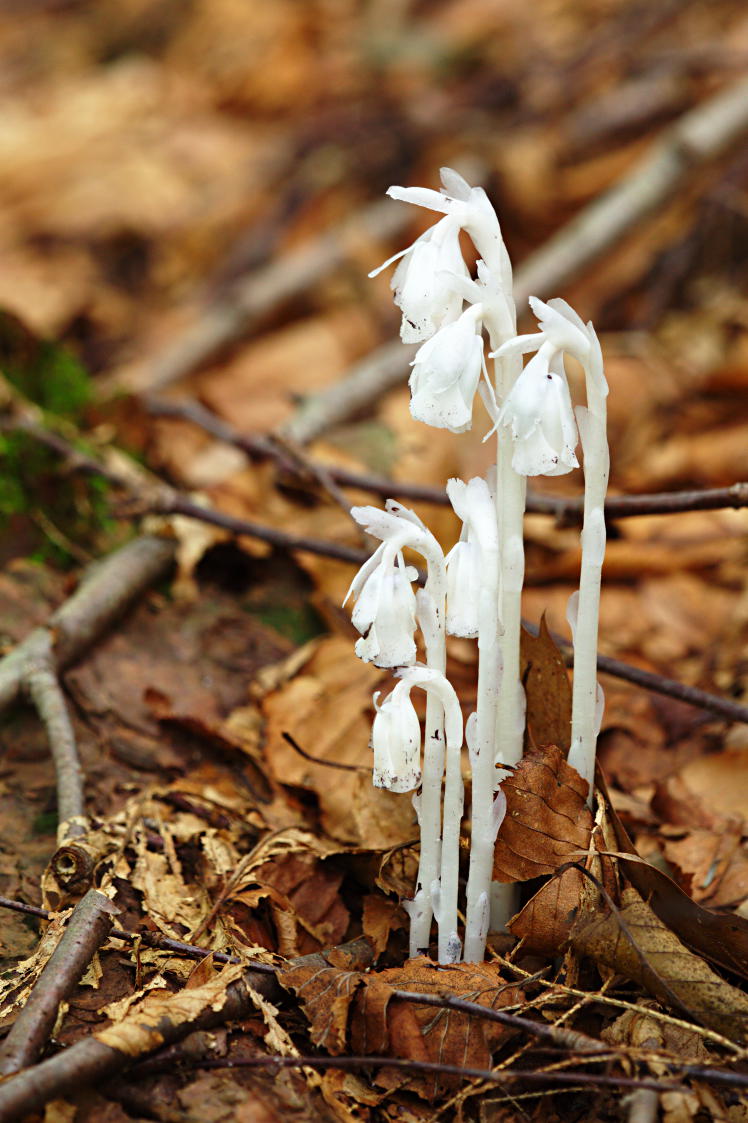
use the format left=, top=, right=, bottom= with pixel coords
left=520, top=615, right=572, bottom=753
left=572, top=887, right=748, bottom=1043
left=493, top=744, right=592, bottom=882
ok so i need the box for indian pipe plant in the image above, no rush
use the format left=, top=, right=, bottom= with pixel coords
left=345, top=168, right=609, bottom=964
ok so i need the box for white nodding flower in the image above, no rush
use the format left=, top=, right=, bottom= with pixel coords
left=371, top=686, right=422, bottom=793
left=495, top=343, right=579, bottom=477
left=351, top=498, right=446, bottom=605
left=444, top=534, right=482, bottom=638
left=491, top=296, right=588, bottom=478
left=371, top=665, right=463, bottom=793
left=369, top=166, right=511, bottom=344
left=344, top=543, right=418, bottom=668
left=445, top=476, right=500, bottom=642
left=409, top=304, right=484, bottom=433
left=386, top=167, right=511, bottom=295
left=345, top=499, right=448, bottom=667
left=370, top=216, right=467, bottom=343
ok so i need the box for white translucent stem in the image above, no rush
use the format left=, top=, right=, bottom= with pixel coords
left=409, top=609, right=446, bottom=957
left=485, top=297, right=526, bottom=937
left=495, top=449, right=526, bottom=775
left=480, top=279, right=525, bottom=780
left=438, top=729, right=464, bottom=962
left=409, top=692, right=444, bottom=956
left=568, top=378, right=609, bottom=803
left=463, top=544, right=500, bottom=962
left=490, top=881, right=518, bottom=932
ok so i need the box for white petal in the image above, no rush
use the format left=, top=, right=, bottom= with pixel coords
left=439, top=166, right=473, bottom=200
left=392, top=222, right=467, bottom=343
left=386, top=185, right=452, bottom=214
left=445, top=540, right=481, bottom=637
left=529, top=296, right=591, bottom=358
left=410, top=381, right=473, bottom=433
left=372, top=688, right=422, bottom=792
left=489, top=332, right=545, bottom=360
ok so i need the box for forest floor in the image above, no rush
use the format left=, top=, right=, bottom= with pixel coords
left=1, top=2, right=748, bottom=1121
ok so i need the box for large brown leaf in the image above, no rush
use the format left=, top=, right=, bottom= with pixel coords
left=493, top=744, right=592, bottom=882
left=279, top=957, right=523, bottom=1101
left=520, top=615, right=572, bottom=753
left=597, top=767, right=748, bottom=981
left=572, top=887, right=748, bottom=1043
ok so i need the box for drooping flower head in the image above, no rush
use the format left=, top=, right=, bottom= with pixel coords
left=445, top=476, right=500, bottom=645
left=409, top=304, right=484, bottom=433
left=345, top=544, right=418, bottom=668
left=489, top=296, right=595, bottom=477
left=371, top=665, right=463, bottom=793
left=370, top=168, right=517, bottom=434
left=345, top=500, right=447, bottom=668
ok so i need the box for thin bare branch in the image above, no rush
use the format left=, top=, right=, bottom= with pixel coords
left=0, top=535, right=176, bottom=876
left=0, top=939, right=373, bottom=1121
left=145, top=493, right=369, bottom=567
left=146, top=397, right=748, bottom=522
left=25, top=656, right=86, bottom=843
left=279, top=339, right=416, bottom=446
left=147, top=1052, right=686, bottom=1095
left=0, top=536, right=176, bottom=714
left=273, top=76, right=748, bottom=444
left=0, top=895, right=256, bottom=969
left=107, top=197, right=411, bottom=396
left=514, top=74, right=748, bottom=304
left=143, top=496, right=748, bottom=725
left=0, top=890, right=118, bottom=1077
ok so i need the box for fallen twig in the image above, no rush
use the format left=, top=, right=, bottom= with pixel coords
left=0, top=893, right=607, bottom=1055
left=0, top=535, right=176, bottom=714
left=25, top=659, right=86, bottom=842
left=134, top=1052, right=686, bottom=1096
left=145, top=492, right=369, bottom=567
left=106, top=197, right=410, bottom=396
left=279, top=338, right=417, bottom=446
left=145, top=398, right=748, bottom=522
left=0, top=939, right=373, bottom=1121
left=139, top=495, right=748, bottom=725
left=514, top=74, right=748, bottom=304
left=273, top=75, right=748, bottom=444
left=0, top=890, right=118, bottom=1077
left=0, top=534, right=176, bottom=864
left=0, top=894, right=251, bottom=968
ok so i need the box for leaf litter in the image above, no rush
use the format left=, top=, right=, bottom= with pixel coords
left=1, top=2, right=748, bottom=1121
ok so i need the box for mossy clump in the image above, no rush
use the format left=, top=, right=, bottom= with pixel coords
left=0, top=310, right=118, bottom=566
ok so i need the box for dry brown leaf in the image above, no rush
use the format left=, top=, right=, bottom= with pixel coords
left=262, top=636, right=418, bottom=847
left=279, top=963, right=360, bottom=1055
left=97, top=963, right=246, bottom=1055
left=354, top=958, right=524, bottom=1101
left=662, top=825, right=748, bottom=908
left=361, top=893, right=406, bottom=957
left=509, top=865, right=586, bottom=955
left=572, top=887, right=748, bottom=1042
left=599, top=770, right=748, bottom=980
left=282, top=957, right=522, bottom=1101
left=256, top=851, right=350, bottom=958
left=520, top=615, right=572, bottom=753
left=493, top=744, right=592, bottom=882
left=0, top=911, right=68, bottom=1028
left=199, top=308, right=378, bottom=434
left=602, top=1002, right=710, bottom=1061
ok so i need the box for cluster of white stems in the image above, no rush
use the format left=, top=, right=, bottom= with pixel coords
left=345, top=169, right=609, bottom=963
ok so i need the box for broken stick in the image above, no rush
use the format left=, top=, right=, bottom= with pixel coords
left=0, top=889, right=118, bottom=1077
